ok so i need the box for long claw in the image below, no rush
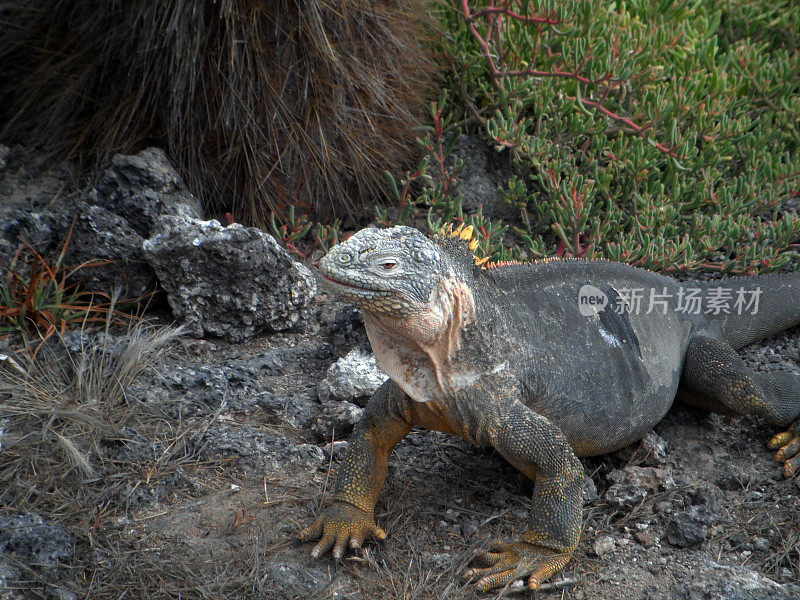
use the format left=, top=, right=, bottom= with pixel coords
left=299, top=502, right=386, bottom=560
left=784, top=454, right=800, bottom=477
left=332, top=535, right=347, bottom=559
left=527, top=559, right=566, bottom=590
left=312, top=533, right=336, bottom=559
left=465, top=540, right=574, bottom=591
left=466, top=562, right=510, bottom=581
left=768, top=425, right=800, bottom=477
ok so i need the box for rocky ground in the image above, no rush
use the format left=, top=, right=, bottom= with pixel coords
left=1, top=145, right=800, bottom=600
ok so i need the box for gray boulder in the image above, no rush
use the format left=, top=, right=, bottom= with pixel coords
left=89, top=147, right=202, bottom=238
left=0, top=558, right=23, bottom=600
left=666, top=505, right=716, bottom=548
left=582, top=474, right=599, bottom=503
left=0, top=144, right=11, bottom=171
left=143, top=217, right=316, bottom=340
left=0, top=207, right=65, bottom=272
left=616, top=430, right=669, bottom=466
left=62, top=202, right=157, bottom=298
left=592, top=535, right=616, bottom=556
left=2, top=146, right=200, bottom=300
left=604, top=466, right=675, bottom=509
left=449, top=135, right=515, bottom=220
left=262, top=561, right=341, bottom=597
left=604, top=482, right=648, bottom=509
left=313, top=348, right=386, bottom=441
left=313, top=400, right=364, bottom=441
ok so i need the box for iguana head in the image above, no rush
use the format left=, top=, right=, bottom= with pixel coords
left=319, top=225, right=479, bottom=401
left=318, top=226, right=447, bottom=317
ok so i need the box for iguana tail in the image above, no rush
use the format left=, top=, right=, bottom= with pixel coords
left=701, top=271, right=800, bottom=350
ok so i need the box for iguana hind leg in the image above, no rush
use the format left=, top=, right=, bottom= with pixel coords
left=681, top=335, right=800, bottom=476
left=466, top=402, right=583, bottom=591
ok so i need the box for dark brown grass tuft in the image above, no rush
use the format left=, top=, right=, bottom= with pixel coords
left=0, top=0, right=438, bottom=225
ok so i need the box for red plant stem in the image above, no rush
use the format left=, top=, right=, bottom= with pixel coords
left=567, top=97, right=680, bottom=159
left=467, top=6, right=562, bottom=25
left=776, top=170, right=800, bottom=181
left=462, top=0, right=502, bottom=78
left=459, top=0, right=682, bottom=160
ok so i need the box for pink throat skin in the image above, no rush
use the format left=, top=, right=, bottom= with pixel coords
left=361, top=278, right=476, bottom=404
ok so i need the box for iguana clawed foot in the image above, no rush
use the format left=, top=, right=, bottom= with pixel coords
left=299, top=501, right=386, bottom=559
left=768, top=423, right=800, bottom=477
left=465, top=540, right=572, bottom=592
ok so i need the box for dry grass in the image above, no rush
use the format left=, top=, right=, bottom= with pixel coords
left=0, top=303, right=185, bottom=511
left=0, top=306, right=198, bottom=599
left=0, top=0, right=438, bottom=225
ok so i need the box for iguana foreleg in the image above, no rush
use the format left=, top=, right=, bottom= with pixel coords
left=299, top=380, right=412, bottom=557
left=682, top=335, right=800, bottom=476
left=466, top=402, right=584, bottom=592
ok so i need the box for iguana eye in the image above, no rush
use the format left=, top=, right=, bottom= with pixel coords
left=378, top=259, right=398, bottom=271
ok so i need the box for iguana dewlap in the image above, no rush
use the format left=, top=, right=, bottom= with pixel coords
left=299, top=225, right=800, bottom=591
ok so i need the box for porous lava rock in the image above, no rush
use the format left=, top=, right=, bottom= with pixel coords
left=143, top=216, right=316, bottom=340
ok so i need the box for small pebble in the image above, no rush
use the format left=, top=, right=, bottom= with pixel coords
left=593, top=535, right=616, bottom=556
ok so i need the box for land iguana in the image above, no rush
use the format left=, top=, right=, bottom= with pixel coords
left=299, top=224, right=800, bottom=591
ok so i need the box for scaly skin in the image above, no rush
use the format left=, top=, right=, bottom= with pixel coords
left=299, top=225, right=800, bottom=591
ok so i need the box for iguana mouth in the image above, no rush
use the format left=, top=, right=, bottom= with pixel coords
left=320, top=273, right=392, bottom=296
left=321, top=274, right=362, bottom=290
